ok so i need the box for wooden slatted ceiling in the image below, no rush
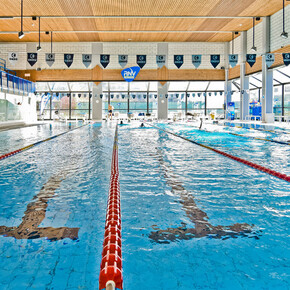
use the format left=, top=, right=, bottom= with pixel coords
left=0, top=0, right=286, bottom=16
left=0, top=0, right=287, bottom=42
left=0, top=18, right=254, bottom=32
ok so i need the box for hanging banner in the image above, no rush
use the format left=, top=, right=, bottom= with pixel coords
left=137, top=55, right=146, bottom=68
left=174, top=55, right=183, bottom=69
left=210, top=55, right=220, bottom=68
left=156, top=55, right=166, bottom=68
left=64, top=54, right=74, bottom=68
left=45, top=53, right=55, bottom=67
left=100, top=54, right=110, bottom=68
left=282, top=53, right=290, bottom=66
left=118, top=55, right=128, bottom=68
left=192, top=55, right=202, bottom=68
left=121, top=66, right=141, bottom=82
left=27, top=53, right=37, bottom=67
left=246, top=54, right=256, bottom=67
left=82, top=54, right=92, bottom=68
left=229, top=54, right=238, bottom=68
left=265, top=53, right=275, bottom=68
left=8, top=52, right=18, bottom=66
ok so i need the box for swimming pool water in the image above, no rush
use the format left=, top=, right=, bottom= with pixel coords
left=0, top=122, right=82, bottom=155
left=155, top=122, right=290, bottom=175
left=119, top=124, right=290, bottom=289
left=0, top=122, right=113, bottom=289
left=0, top=121, right=289, bottom=289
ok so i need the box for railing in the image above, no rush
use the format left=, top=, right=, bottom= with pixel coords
left=0, top=57, right=35, bottom=95
left=0, top=70, right=35, bottom=95
left=245, top=115, right=261, bottom=121
left=275, top=115, right=290, bottom=122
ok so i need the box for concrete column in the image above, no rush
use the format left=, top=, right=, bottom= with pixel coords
left=92, top=82, right=103, bottom=121
left=240, top=31, right=250, bottom=120
left=92, top=43, right=103, bottom=67
left=224, top=43, right=232, bottom=111
left=157, top=43, right=168, bottom=67
left=157, top=43, right=169, bottom=120
left=158, top=82, right=169, bottom=120
left=262, top=16, right=274, bottom=123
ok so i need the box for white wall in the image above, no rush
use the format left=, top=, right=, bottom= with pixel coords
left=270, top=4, right=290, bottom=51
left=0, top=42, right=227, bottom=71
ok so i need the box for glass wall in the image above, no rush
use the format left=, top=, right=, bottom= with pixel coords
left=273, top=86, right=283, bottom=116
left=284, top=84, right=290, bottom=116
left=102, top=82, right=158, bottom=118
left=187, top=93, right=205, bottom=116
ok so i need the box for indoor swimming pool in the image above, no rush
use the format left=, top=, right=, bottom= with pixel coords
left=0, top=122, right=82, bottom=155
left=155, top=122, right=290, bottom=175
left=0, top=122, right=289, bottom=289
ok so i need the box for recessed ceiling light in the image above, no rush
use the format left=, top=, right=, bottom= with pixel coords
left=128, top=38, right=132, bottom=41
left=239, top=24, right=243, bottom=26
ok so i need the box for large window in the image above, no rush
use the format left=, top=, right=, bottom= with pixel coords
left=36, top=82, right=91, bottom=120
left=284, top=84, right=290, bottom=116
left=102, top=82, right=158, bottom=118
left=249, top=66, right=290, bottom=119
left=35, top=80, right=228, bottom=120
left=273, top=86, right=283, bottom=116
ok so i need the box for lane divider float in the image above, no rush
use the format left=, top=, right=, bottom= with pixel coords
left=222, top=122, right=290, bottom=135
left=99, top=126, right=123, bottom=290
left=0, top=122, right=91, bottom=161
left=185, top=123, right=289, bottom=145
left=148, top=123, right=290, bottom=183
left=227, top=131, right=289, bottom=145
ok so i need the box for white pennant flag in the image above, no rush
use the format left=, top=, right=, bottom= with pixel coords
left=118, top=55, right=128, bottom=68
left=45, top=53, right=55, bottom=67
left=82, top=54, right=92, bottom=68
left=265, top=53, right=275, bottom=68
left=8, top=52, right=18, bottom=66
left=156, top=55, right=166, bottom=68
left=229, top=54, right=238, bottom=68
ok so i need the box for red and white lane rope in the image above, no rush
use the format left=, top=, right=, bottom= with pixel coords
left=99, top=126, right=123, bottom=290
left=148, top=123, right=290, bottom=183
left=0, top=122, right=90, bottom=161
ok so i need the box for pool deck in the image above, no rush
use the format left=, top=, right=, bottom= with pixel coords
left=221, top=120, right=290, bottom=131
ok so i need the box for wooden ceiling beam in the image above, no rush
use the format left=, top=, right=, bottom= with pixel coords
left=0, top=15, right=261, bottom=19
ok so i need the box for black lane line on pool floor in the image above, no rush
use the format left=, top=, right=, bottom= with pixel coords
left=146, top=123, right=290, bottom=183
left=149, top=147, right=260, bottom=244
left=0, top=122, right=92, bottom=161
left=0, top=170, right=79, bottom=241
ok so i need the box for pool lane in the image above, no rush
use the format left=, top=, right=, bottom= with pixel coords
left=156, top=123, right=290, bottom=176
left=0, top=122, right=114, bottom=289
left=119, top=125, right=290, bottom=290
left=0, top=122, right=83, bottom=155
left=0, top=123, right=90, bottom=161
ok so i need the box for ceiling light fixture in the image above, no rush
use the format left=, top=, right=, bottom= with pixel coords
left=37, top=16, right=41, bottom=51
left=18, top=0, right=24, bottom=39
left=281, top=0, right=288, bottom=39
left=251, top=17, right=257, bottom=52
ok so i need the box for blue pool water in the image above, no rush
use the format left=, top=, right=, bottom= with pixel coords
left=0, top=122, right=82, bottom=155
left=0, top=122, right=289, bottom=289
left=155, top=122, right=290, bottom=175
